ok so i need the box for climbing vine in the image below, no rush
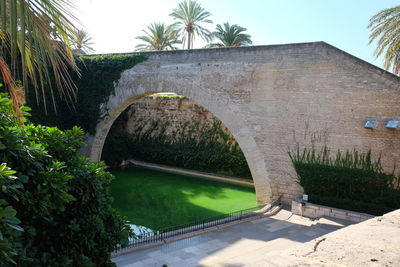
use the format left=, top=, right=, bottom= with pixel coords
left=27, top=54, right=148, bottom=134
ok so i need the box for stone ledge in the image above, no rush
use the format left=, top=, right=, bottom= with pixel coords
left=124, top=159, right=255, bottom=188
left=291, top=198, right=375, bottom=223
left=87, top=41, right=400, bottom=84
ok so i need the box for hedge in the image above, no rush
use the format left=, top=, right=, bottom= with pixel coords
left=289, top=147, right=400, bottom=215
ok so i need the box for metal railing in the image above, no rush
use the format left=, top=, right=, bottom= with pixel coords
left=114, top=205, right=268, bottom=254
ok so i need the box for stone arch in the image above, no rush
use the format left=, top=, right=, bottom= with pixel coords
left=88, top=61, right=275, bottom=205
left=84, top=42, right=400, bottom=206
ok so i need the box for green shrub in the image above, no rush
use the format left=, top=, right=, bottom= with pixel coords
left=0, top=94, right=129, bottom=266
left=289, top=147, right=400, bottom=215
left=103, top=118, right=252, bottom=179
left=0, top=164, right=23, bottom=266
left=102, top=132, right=134, bottom=168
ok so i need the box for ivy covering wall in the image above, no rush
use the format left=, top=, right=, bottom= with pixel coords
left=289, top=147, right=400, bottom=215
left=27, top=54, right=148, bottom=134
left=103, top=108, right=252, bottom=179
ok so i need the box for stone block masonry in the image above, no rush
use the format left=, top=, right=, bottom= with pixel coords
left=113, top=95, right=234, bottom=142
left=84, top=42, right=400, bottom=205
left=291, top=198, right=374, bottom=223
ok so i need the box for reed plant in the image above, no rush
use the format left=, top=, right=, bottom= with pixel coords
left=289, top=146, right=400, bottom=215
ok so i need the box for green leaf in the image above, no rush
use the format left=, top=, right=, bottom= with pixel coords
left=7, top=223, right=24, bottom=232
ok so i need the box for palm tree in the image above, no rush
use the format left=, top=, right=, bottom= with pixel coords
left=72, top=29, right=95, bottom=55
left=369, top=5, right=400, bottom=74
left=135, top=22, right=181, bottom=51
left=170, top=0, right=213, bottom=49
left=0, top=0, right=79, bottom=118
left=208, top=22, right=252, bottom=47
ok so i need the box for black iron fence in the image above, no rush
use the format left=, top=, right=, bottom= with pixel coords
left=113, top=205, right=268, bottom=254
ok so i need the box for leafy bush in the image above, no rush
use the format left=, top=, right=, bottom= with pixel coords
left=103, top=118, right=252, bottom=179
left=289, top=147, right=400, bottom=215
left=102, top=132, right=134, bottom=168
left=0, top=94, right=129, bottom=266
left=0, top=164, right=23, bottom=266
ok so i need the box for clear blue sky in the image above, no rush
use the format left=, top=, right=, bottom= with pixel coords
left=76, top=0, right=399, bottom=69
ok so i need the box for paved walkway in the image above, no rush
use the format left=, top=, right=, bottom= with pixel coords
left=113, top=209, right=353, bottom=267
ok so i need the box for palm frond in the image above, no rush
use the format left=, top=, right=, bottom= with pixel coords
left=170, top=0, right=213, bottom=49
left=369, top=5, right=400, bottom=74
left=0, top=0, right=80, bottom=116
left=135, top=22, right=181, bottom=51
left=72, top=29, right=95, bottom=55
left=209, top=22, right=252, bottom=47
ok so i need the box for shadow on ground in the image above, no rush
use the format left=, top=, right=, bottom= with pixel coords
left=113, top=209, right=353, bottom=267
left=111, top=166, right=256, bottom=230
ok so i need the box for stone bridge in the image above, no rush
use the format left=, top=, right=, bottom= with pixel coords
left=85, top=42, right=400, bottom=205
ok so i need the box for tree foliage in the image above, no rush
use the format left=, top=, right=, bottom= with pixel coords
left=72, top=29, right=95, bottom=55
left=208, top=22, right=252, bottom=47
left=0, top=0, right=80, bottom=115
left=170, top=0, right=213, bottom=49
left=0, top=163, right=22, bottom=266
left=0, top=94, right=129, bottom=266
left=135, top=22, right=181, bottom=51
left=369, top=5, right=400, bottom=74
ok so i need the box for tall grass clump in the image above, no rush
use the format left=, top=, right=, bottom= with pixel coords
left=289, top=146, right=400, bottom=215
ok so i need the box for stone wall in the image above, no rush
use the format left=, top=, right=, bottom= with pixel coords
left=291, top=198, right=374, bottom=223
left=115, top=96, right=233, bottom=141
left=87, top=42, right=400, bottom=205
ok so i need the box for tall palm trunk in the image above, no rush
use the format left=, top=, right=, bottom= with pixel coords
left=170, top=0, right=213, bottom=50
left=187, top=32, right=192, bottom=49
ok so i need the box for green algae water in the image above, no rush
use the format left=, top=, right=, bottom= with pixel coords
left=110, top=167, right=257, bottom=230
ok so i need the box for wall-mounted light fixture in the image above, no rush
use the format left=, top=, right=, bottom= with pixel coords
left=385, top=120, right=399, bottom=129
left=364, top=120, right=377, bottom=129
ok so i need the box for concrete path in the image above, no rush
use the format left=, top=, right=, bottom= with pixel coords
left=113, top=209, right=353, bottom=267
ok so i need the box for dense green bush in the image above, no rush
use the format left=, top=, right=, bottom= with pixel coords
left=289, top=147, right=400, bottom=215
left=28, top=54, right=148, bottom=134
left=103, top=118, right=252, bottom=179
left=0, top=164, right=23, bottom=266
left=0, top=95, right=129, bottom=266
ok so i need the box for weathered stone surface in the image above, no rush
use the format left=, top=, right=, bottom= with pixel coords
left=270, top=209, right=400, bottom=266
left=291, top=199, right=374, bottom=223
left=86, top=42, right=400, bottom=205
left=115, top=96, right=233, bottom=140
